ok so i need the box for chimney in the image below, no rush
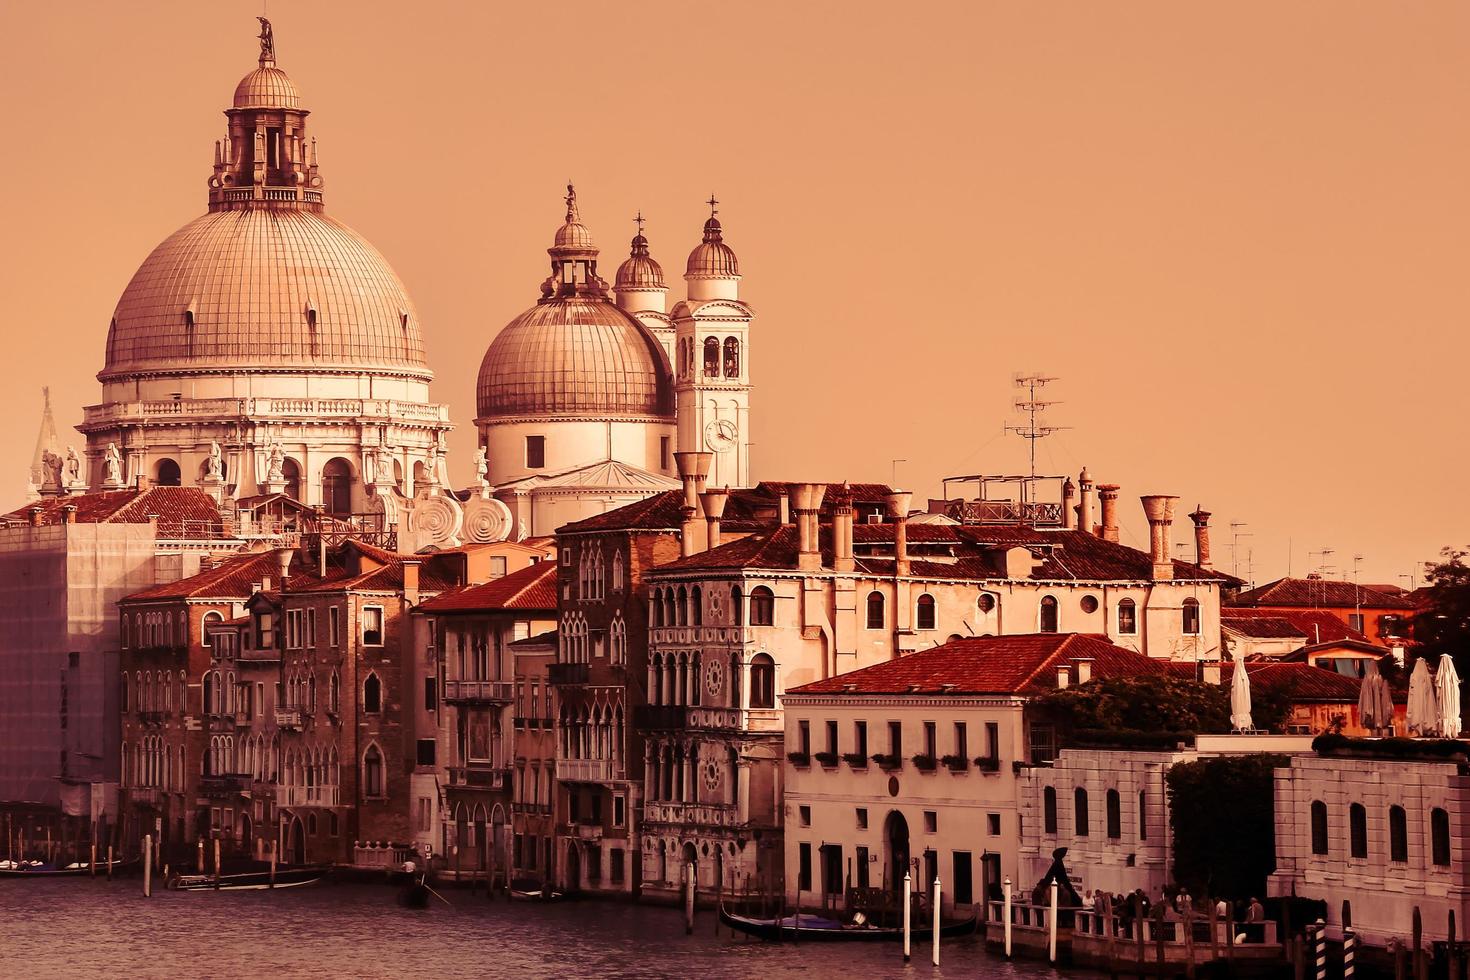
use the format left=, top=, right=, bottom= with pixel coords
left=1098, top=485, right=1121, bottom=543
left=1140, top=495, right=1180, bottom=580
left=674, top=451, right=713, bottom=512
left=700, top=488, right=730, bottom=551
left=1056, top=665, right=1071, bottom=689
left=1189, top=505, right=1212, bottom=569
left=1061, top=479, right=1077, bottom=530
left=1077, top=468, right=1095, bottom=535
left=135, top=475, right=150, bottom=491
left=62, top=505, right=77, bottom=525
left=680, top=505, right=701, bottom=557
left=778, top=493, right=791, bottom=526
left=259, top=575, right=272, bottom=594
left=1202, top=661, right=1222, bottom=686
left=886, top=490, right=913, bottom=576
left=274, top=546, right=294, bottom=590
left=1074, top=658, right=1093, bottom=684
left=832, top=485, right=855, bottom=573
left=28, top=506, right=44, bottom=527
left=402, top=558, right=421, bottom=606
left=792, top=483, right=827, bottom=571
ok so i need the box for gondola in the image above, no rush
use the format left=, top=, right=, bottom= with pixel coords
left=718, top=902, right=978, bottom=942
left=509, top=876, right=566, bottom=902
left=167, top=864, right=330, bottom=891
left=397, top=878, right=431, bottom=908
left=0, top=858, right=137, bottom=878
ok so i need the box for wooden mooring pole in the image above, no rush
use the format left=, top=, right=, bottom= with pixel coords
left=142, top=835, right=152, bottom=898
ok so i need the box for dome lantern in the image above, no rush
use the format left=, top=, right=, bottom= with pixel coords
left=614, top=211, right=667, bottom=295
left=685, top=195, right=741, bottom=301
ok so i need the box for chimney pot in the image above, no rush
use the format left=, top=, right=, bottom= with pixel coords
left=28, top=506, right=44, bottom=527
left=777, top=493, right=791, bottom=526
left=674, top=452, right=713, bottom=511
left=1140, top=494, right=1180, bottom=580
left=1061, top=479, right=1077, bottom=530
left=886, top=491, right=912, bottom=576
left=833, top=485, right=855, bottom=573
left=1097, top=485, right=1121, bottom=542
left=1077, top=469, right=1096, bottom=536
left=700, top=488, right=730, bottom=550
left=793, top=483, right=827, bottom=571
left=1189, top=506, right=1213, bottom=570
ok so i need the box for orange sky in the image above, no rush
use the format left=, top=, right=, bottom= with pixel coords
left=2, top=0, right=1465, bottom=585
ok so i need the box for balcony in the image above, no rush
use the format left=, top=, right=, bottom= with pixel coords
left=444, top=679, right=514, bottom=704
left=547, top=662, right=589, bottom=686
left=277, top=785, right=340, bottom=808
left=555, top=758, right=618, bottom=783
left=127, top=787, right=162, bottom=806
left=512, top=802, right=552, bottom=816
left=198, top=774, right=249, bottom=797
left=274, top=708, right=303, bottom=729
left=136, top=710, right=169, bottom=727
left=643, top=802, right=739, bottom=828
left=446, top=764, right=509, bottom=790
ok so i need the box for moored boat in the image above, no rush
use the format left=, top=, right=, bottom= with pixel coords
left=0, top=858, right=137, bottom=878
left=718, top=902, right=978, bottom=942
left=167, top=864, right=329, bottom=891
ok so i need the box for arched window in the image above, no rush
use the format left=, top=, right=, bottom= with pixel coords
left=1043, top=786, right=1058, bottom=834
left=1433, top=808, right=1452, bottom=866
left=1349, top=803, right=1368, bottom=859
left=1182, top=597, right=1201, bottom=636
left=750, top=587, right=775, bottom=627
left=362, top=745, right=384, bottom=798
left=1074, top=787, right=1090, bottom=837
left=1310, top=800, right=1329, bottom=855
left=749, top=654, right=776, bottom=709
left=1389, top=805, right=1408, bottom=863
left=329, top=672, right=340, bottom=714
left=1040, top=595, right=1059, bottom=633
left=691, top=586, right=702, bottom=626
left=731, top=586, right=743, bottom=627
left=1106, top=789, right=1121, bottom=840
left=1117, top=598, right=1137, bottom=635
left=281, top=458, right=301, bottom=502
left=154, top=458, right=182, bottom=487
left=202, top=672, right=215, bottom=716
left=703, top=337, right=720, bottom=377
left=120, top=672, right=130, bottom=713
left=363, top=673, right=382, bottom=714
left=723, top=337, right=740, bottom=378
left=916, top=594, right=936, bottom=631
left=320, top=458, right=353, bottom=516
left=866, top=591, right=885, bottom=630
left=977, top=593, right=997, bottom=614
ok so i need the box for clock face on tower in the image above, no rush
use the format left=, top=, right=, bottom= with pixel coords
left=704, top=419, right=738, bottom=452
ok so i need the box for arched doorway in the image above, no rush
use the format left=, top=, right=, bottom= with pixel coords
left=286, top=815, right=305, bottom=865
left=281, top=458, right=301, bottom=502
left=154, top=458, right=182, bottom=487
left=565, top=841, right=582, bottom=893
left=320, top=458, right=353, bottom=515
left=885, top=810, right=910, bottom=899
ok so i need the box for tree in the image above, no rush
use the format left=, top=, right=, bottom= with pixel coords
left=1415, top=547, right=1470, bottom=668
left=1166, top=754, right=1287, bottom=899
left=1028, top=673, right=1291, bottom=745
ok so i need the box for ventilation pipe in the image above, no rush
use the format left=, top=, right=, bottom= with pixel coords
left=1140, top=495, right=1180, bottom=581
left=793, top=483, right=827, bottom=571
left=887, top=491, right=913, bottom=576
left=1077, top=468, right=1095, bottom=536
left=700, top=488, right=730, bottom=551
left=1061, top=479, right=1077, bottom=530
left=274, top=546, right=294, bottom=590
left=1189, top=506, right=1213, bottom=570
left=1098, top=485, right=1121, bottom=543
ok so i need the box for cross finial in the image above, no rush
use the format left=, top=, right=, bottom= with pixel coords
left=707, top=194, right=719, bottom=218
left=634, top=210, right=645, bottom=236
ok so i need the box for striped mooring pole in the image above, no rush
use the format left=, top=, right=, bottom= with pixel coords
left=1315, top=919, right=1328, bottom=980
left=1343, top=927, right=1357, bottom=980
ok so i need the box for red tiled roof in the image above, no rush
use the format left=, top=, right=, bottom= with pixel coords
left=510, top=630, right=558, bottom=649
left=786, top=634, right=1166, bottom=697
left=1222, top=616, right=1306, bottom=639
left=1229, top=577, right=1415, bottom=611
left=2, top=487, right=226, bottom=539
left=1165, top=660, right=1374, bottom=703
left=556, top=482, right=895, bottom=535
left=124, top=551, right=289, bottom=602
left=418, top=562, right=558, bottom=613
left=1221, top=608, right=1370, bottom=645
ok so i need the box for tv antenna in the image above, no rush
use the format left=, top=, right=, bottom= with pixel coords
left=1006, top=373, right=1069, bottom=481
left=1229, top=522, right=1252, bottom=580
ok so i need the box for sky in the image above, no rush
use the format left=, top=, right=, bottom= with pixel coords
left=0, top=0, right=1466, bottom=586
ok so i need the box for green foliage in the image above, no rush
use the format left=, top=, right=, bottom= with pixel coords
left=1030, top=673, right=1293, bottom=741
left=1166, top=754, right=1287, bottom=899
left=1312, top=733, right=1470, bottom=761
left=1415, top=547, right=1470, bottom=668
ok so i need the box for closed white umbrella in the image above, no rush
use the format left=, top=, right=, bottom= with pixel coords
left=1436, top=657, right=1462, bottom=739
left=1408, top=658, right=1440, bottom=737
left=1229, top=654, right=1253, bottom=733
left=1373, top=671, right=1396, bottom=736
left=1358, top=661, right=1382, bottom=732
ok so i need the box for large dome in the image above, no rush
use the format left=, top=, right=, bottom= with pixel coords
left=101, top=208, right=431, bottom=380
left=476, top=298, right=674, bottom=420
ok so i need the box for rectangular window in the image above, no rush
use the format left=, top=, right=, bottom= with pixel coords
left=987, top=813, right=1001, bottom=836
left=798, top=720, right=811, bottom=756
left=798, top=843, right=812, bottom=892
left=416, top=739, right=436, bottom=766
left=856, top=808, right=868, bottom=830
left=856, top=846, right=870, bottom=889
left=924, top=811, right=937, bottom=834
left=424, top=677, right=437, bottom=712
left=985, top=722, right=1000, bottom=762
left=953, top=851, right=973, bottom=904
left=888, top=721, right=902, bottom=757
left=306, top=608, right=316, bottom=647
left=821, top=844, right=843, bottom=897
left=923, top=721, right=936, bottom=758
left=526, top=436, right=546, bottom=469
left=490, top=556, right=508, bottom=579
left=825, top=720, right=838, bottom=755
left=854, top=720, right=868, bottom=758
left=417, top=797, right=432, bottom=832
left=613, top=795, right=626, bottom=829
left=329, top=606, right=340, bottom=647
left=591, top=793, right=602, bottom=825
left=954, top=722, right=968, bottom=760
left=660, top=436, right=670, bottom=472
left=362, top=606, right=384, bottom=646
left=611, top=848, right=625, bottom=884
left=799, top=805, right=812, bottom=827
left=1348, top=613, right=1365, bottom=633
left=1028, top=723, right=1056, bottom=765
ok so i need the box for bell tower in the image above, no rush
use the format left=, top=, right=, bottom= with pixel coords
left=672, top=197, right=752, bottom=488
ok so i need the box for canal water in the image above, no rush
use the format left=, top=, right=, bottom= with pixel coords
left=2, top=878, right=1095, bottom=979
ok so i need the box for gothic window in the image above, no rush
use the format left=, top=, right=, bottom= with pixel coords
left=691, top=586, right=702, bottom=626
left=611, top=551, right=624, bottom=592
left=363, top=673, right=382, bottom=714
left=866, top=591, right=885, bottom=630
left=1182, top=597, right=1201, bottom=636
left=1040, top=595, right=1059, bottom=633
left=731, top=585, right=743, bottom=626
left=1117, top=598, right=1137, bottom=635
left=723, top=337, right=740, bottom=378
left=363, top=745, right=384, bottom=798
left=703, top=337, right=720, bottom=377
left=916, top=594, right=936, bottom=631
left=749, top=586, right=775, bottom=626
left=749, top=654, right=776, bottom=709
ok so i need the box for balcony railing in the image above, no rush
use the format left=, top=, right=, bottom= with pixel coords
left=127, top=786, right=162, bottom=806
left=274, top=708, right=303, bottom=729
left=277, top=785, right=340, bottom=808
left=198, top=774, right=250, bottom=797
left=547, top=662, right=589, bottom=686
left=512, top=802, right=552, bottom=816
left=443, top=679, right=514, bottom=704
left=446, top=765, right=509, bottom=789
left=643, top=802, right=739, bottom=828
left=81, top=396, right=450, bottom=428
left=555, top=758, right=618, bottom=783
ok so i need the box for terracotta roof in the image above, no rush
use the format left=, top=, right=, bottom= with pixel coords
left=1222, top=616, right=1307, bottom=639
left=786, top=634, right=1166, bottom=697
left=510, top=630, right=558, bottom=649
left=418, top=562, right=558, bottom=613
left=1281, top=638, right=1392, bottom=661
left=1, top=487, right=227, bottom=539
left=1229, top=577, right=1415, bottom=610
left=1221, top=608, right=1370, bottom=645
left=124, top=551, right=287, bottom=602
left=557, top=482, right=895, bottom=536
left=1165, top=660, right=1377, bottom=703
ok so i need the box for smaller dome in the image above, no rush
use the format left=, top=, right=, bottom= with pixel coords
left=234, top=65, right=301, bottom=110
left=615, top=233, right=665, bottom=290
left=555, top=219, right=595, bottom=251
left=686, top=216, right=739, bottom=278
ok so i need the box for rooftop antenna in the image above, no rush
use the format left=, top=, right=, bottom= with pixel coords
left=1229, top=522, right=1252, bottom=580
left=891, top=459, right=907, bottom=488
left=1006, top=373, right=1068, bottom=482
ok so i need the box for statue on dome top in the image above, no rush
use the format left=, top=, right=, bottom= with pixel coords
left=257, top=17, right=276, bottom=63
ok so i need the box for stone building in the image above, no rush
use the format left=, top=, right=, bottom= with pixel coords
left=508, top=630, right=558, bottom=886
